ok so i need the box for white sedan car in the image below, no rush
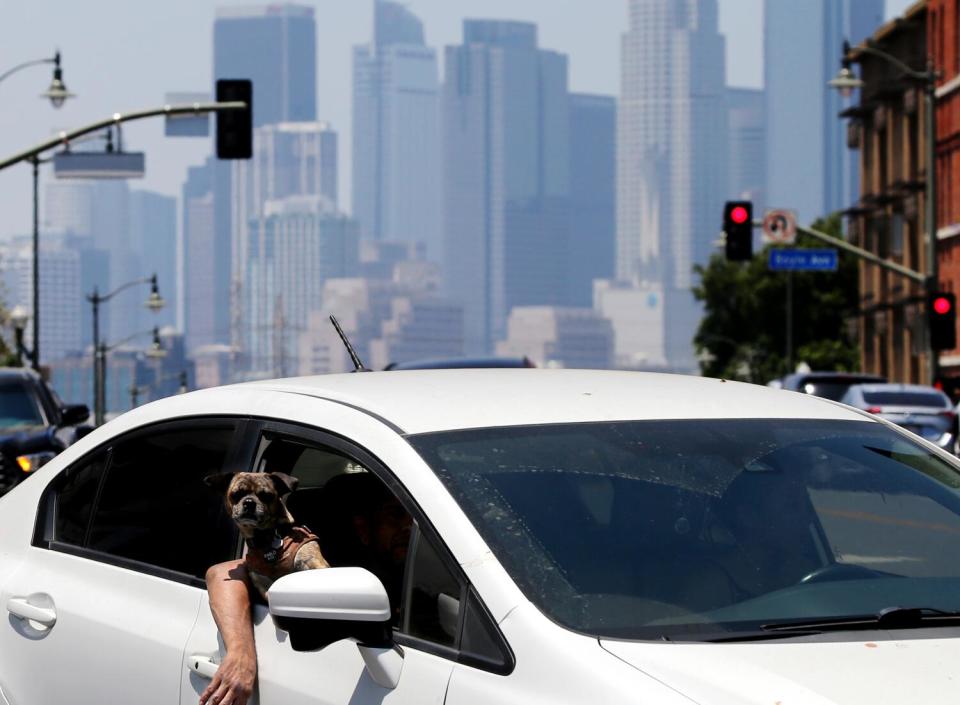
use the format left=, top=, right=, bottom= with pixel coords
left=4, top=369, right=960, bottom=705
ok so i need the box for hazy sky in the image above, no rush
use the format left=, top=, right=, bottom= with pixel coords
left=0, top=0, right=914, bottom=240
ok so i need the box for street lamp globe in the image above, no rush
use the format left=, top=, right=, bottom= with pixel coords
left=9, top=306, right=28, bottom=333
left=829, top=66, right=865, bottom=99
left=40, top=52, right=74, bottom=109
left=146, top=327, right=167, bottom=359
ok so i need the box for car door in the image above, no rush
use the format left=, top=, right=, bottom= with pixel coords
left=0, top=418, right=244, bottom=705
left=181, top=423, right=512, bottom=705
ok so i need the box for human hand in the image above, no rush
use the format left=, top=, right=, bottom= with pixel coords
left=198, top=650, right=257, bottom=705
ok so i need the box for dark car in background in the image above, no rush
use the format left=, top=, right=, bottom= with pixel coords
left=840, top=383, right=957, bottom=453
left=0, top=368, right=90, bottom=493
left=775, top=371, right=887, bottom=401
left=384, top=356, right=536, bottom=370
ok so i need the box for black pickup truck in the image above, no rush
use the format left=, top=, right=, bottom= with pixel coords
left=0, top=368, right=90, bottom=494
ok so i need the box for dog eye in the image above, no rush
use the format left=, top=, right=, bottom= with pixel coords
left=229, top=491, right=245, bottom=503
left=257, top=491, right=276, bottom=502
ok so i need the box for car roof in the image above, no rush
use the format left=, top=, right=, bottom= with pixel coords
left=222, top=369, right=870, bottom=435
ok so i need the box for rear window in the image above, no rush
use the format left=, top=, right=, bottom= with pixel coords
left=862, top=392, right=948, bottom=408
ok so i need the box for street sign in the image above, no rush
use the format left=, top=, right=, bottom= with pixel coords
left=768, top=248, right=838, bottom=272
left=763, top=209, right=797, bottom=245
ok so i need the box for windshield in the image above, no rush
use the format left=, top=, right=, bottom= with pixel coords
left=410, top=419, right=960, bottom=641
left=0, top=382, right=44, bottom=429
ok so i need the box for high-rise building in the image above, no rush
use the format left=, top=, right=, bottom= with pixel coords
left=0, top=237, right=82, bottom=363
left=182, top=159, right=217, bottom=353
left=244, top=196, right=359, bottom=377
left=213, top=4, right=319, bottom=349
left=568, top=93, right=616, bottom=308
left=353, top=1, right=441, bottom=260
left=617, top=0, right=728, bottom=372
left=728, top=88, right=767, bottom=210
left=230, top=121, right=339, bottom=353
left=764, top=0, right=884, bottom=223
left=213, top=4, right=317, bottom=127
left=443, top=20, right=570, bottom=354
left=126, top=191, right=177, bottom=334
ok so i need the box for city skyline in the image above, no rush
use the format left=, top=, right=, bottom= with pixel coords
left=0, top=0, right=913, bottom=241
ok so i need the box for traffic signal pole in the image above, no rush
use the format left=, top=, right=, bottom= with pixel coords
left=753, top=219, right=946, bottom=383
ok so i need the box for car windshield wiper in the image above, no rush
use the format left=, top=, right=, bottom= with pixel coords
left=762, top=607, right=960, bottom=633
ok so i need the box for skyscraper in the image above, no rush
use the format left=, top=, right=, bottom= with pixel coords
left=728, top=87, right=767, bottom=209
left=230, top=121, right=339, bottom=355
left=443, top=20, right=570, bottom=354
left=244, top=196, right=359, bottom=377
left=353, top=1, right=441, bottom=260
left=764, top=0, right=884, bottom=223
left=569, top=93, right=616, bottom=308
left=617, top=0, right=727, bottom=371
left=212, top=4, right=319, bottom=348
left=213, top=4, right=317, bottom=127
left=182, top=159, right=217, bottom=352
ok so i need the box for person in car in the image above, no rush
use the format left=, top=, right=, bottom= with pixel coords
left=200, top=474, right=412, bottom=705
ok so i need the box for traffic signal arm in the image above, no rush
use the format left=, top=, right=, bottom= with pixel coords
left=795, top=222, right=925, bottom=285
left=0, top=101, right=250, bottom=173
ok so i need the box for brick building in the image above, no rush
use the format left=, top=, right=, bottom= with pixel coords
left=845, top=3, right=930, bottom=383
left=930, top=0, right=960, bottom=389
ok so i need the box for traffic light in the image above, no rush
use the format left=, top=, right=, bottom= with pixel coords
left=929, top=291, right=957, bottom=351
left=216, top=79, right=252, bottom=159
left=723, top=201, right=753, bottom=261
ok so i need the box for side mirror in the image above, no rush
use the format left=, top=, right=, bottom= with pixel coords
left=60, top=404, right=90, bottom=426
left=268, top=568, right=392, bottom=652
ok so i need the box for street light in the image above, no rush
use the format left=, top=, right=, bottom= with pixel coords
left=0, top=50, right=75, bottom=109
left=830, top=39, right=940, bottom=383
left=9, top=305, right=30, bottom=367
left=87, top=275, right=165, bottom=425
left=2, top=51, right=75, bottom=371
left=129, top=370, right=188, bottom=410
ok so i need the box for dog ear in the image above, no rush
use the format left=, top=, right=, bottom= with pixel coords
left=269, top=472, right=299, bottom=496
left=204, top=473, right=235, bottom=493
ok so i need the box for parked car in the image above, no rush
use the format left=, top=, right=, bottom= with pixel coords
left=840, top=382, right=958, bottom=452
left=6, top=369, right=960, bottom=704
left=384, top=355, right=535, bottom=370
left=777, top=370, right=887, bottom=401
left=0, top=367, right=90, bottom=494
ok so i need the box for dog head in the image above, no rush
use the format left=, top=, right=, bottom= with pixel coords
left=205, top=471, right=299, bottom=535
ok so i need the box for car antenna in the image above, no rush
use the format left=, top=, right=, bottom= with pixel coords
left=329, top=315, right=370, bottom=372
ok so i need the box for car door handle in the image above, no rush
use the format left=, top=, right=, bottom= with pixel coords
left=188, top=655, right=220, bottom=680
left=6, top=597, right=57, bottom=627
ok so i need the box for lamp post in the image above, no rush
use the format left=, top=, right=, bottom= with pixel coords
left=2, top=51, right=75, bottom=371
left=830, top=40, right=940, bottom=384
left=87, top=275, right=165, bottom=425
left=0, top=51, right=75, bottom=108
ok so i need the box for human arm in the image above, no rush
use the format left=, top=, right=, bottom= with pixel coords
left=200, top=560, right=257, bottom=705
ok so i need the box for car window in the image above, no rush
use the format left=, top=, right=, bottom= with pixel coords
left=403, top=527, right=462, bottom=647
left=861, top=391, right=949, bottom=407
left=44, top=423, right=239, bottom=582
left=256, top=431, right=511, bottom=665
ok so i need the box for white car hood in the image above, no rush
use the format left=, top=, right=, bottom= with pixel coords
left=601, top=634, right=960, bottom=705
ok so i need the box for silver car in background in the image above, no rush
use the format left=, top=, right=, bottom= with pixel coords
left=840, top=383, right=957, bottom=452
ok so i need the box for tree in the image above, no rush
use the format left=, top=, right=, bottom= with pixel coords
left=693, top=212, right=859, bottom=383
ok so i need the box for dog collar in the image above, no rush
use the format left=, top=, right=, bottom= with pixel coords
left=253, top=533, right=285, bottom=564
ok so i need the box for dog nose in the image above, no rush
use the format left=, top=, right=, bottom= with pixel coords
left=242, top=497, right=256, bottom=512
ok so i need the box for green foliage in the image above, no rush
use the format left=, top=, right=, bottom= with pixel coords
left=693, top=213, right=860, bottom=383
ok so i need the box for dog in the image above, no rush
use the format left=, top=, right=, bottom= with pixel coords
left=205, top=471, right=329, bottom=598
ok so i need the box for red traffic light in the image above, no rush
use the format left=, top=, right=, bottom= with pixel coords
left=934, top=296, right=953, bottom=315
left=730, top=206, right=750, bottom=225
